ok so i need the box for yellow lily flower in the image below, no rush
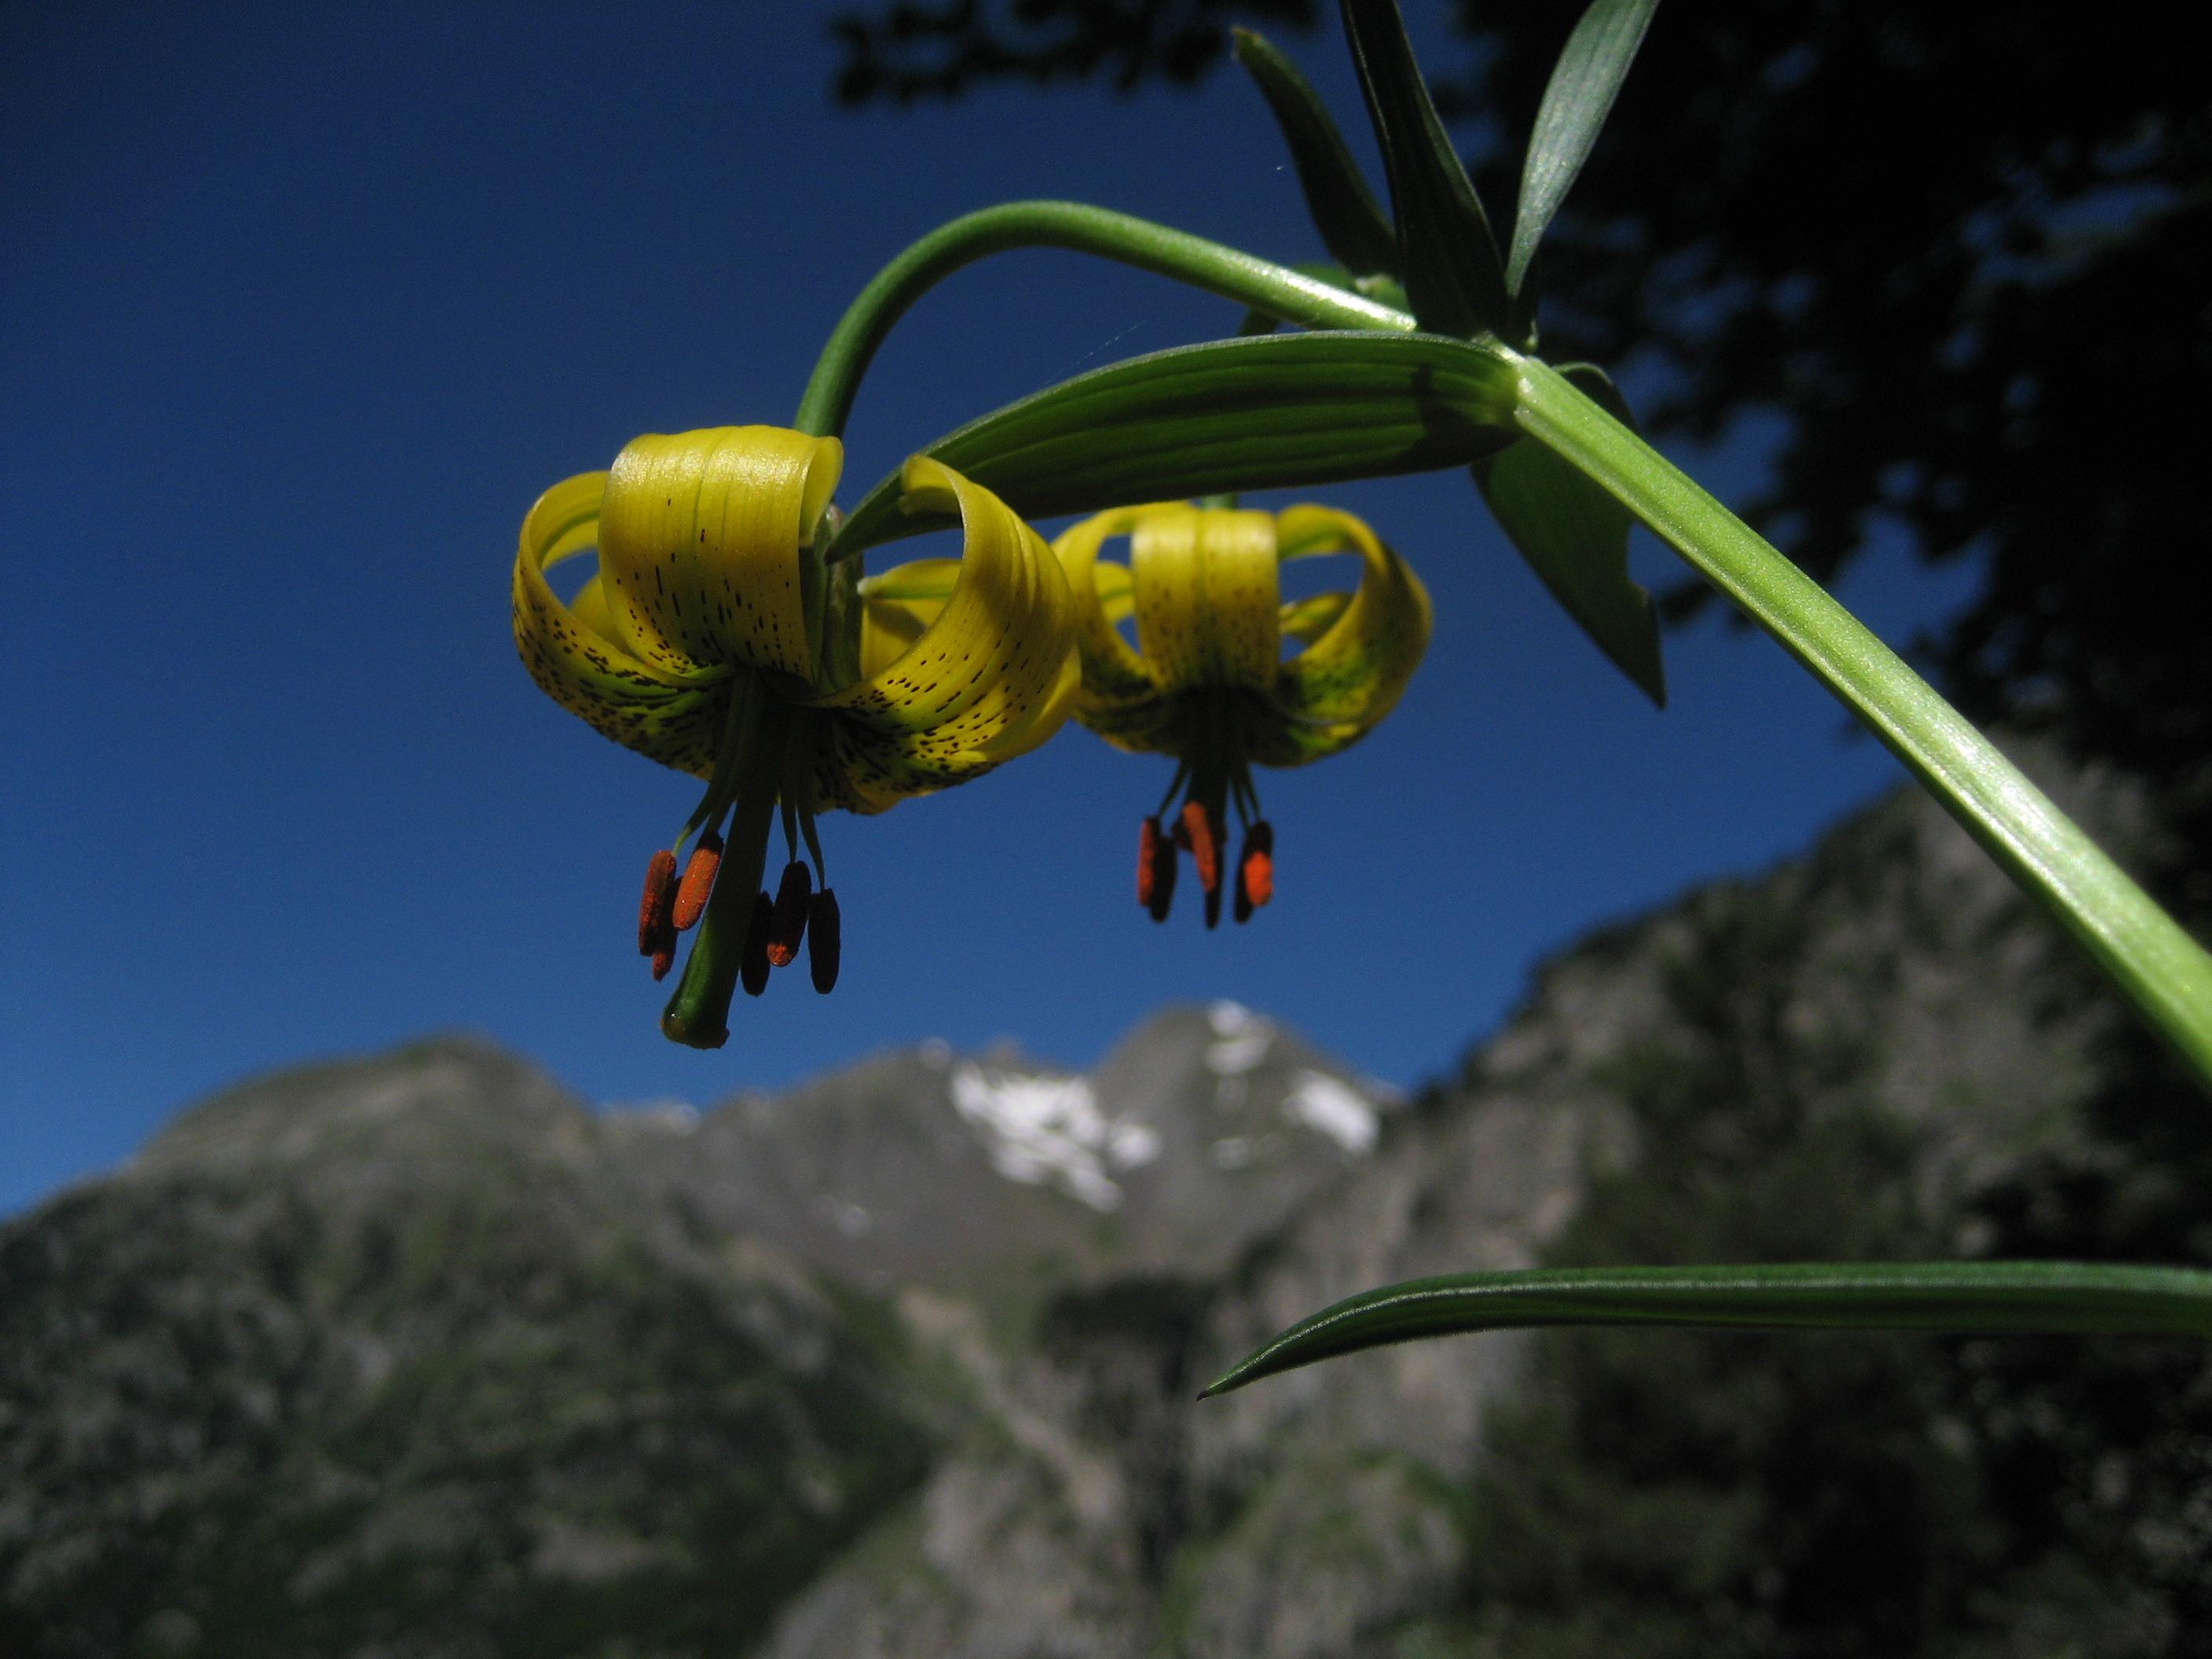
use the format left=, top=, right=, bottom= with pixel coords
left=1052, top=499, right=1430, bottom=926
left=514, top=427, right=1079, bottom=1046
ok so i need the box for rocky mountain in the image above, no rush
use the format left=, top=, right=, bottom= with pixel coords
left=609, top=1005, right=1393, bottom=1312
left=2, top=746, right=2195, bottom=1657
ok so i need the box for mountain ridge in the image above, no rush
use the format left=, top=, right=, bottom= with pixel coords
left=6, top=742, right=2191, bottom=1657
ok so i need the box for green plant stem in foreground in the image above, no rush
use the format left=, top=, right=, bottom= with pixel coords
left=792, top=201, right=1412, bottom=440
left=1201, top=1262, right=2212, bottom=1397
left=1510, top=353, right=2212, bottom=1093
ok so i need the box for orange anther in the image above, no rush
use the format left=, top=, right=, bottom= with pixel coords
left=638, top=849, right=677, bottom=957
left=1240, top=821, right=1274, bottom=910
left=672, top=829, right=723, bottom=932
left=1180, top=800, right=1221, bottom=895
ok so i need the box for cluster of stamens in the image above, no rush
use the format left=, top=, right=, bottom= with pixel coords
left=1129, top=689, right=1277, bottom=928
left=627, top=690, right=854, bottom=1049
left=1137, top=803, right=1274, bottom=928
left=639, top=837, right=840, bottom=1001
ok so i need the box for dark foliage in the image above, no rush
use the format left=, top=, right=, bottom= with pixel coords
left=1939, top=1014, right=2212, bottom=1652
left=831, top=2, right=2212, bottom=862
left=1456, top=879, right=2212, bottom=1657
left=831, top=0, right=1313, bottom=104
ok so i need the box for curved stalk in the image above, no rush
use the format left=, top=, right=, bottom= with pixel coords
left=792, top=209, right=2210, bottom=1085
left=1509, top=351, right=2212, bottom=1090
left=792, top=201, right=1413, bottom=439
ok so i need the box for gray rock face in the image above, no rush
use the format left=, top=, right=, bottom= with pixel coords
left=0, top=753, right=2141, bottom=1657
left=607, top=1004, right=1393, bottom=1324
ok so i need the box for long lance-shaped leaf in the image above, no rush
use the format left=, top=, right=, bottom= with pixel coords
left=1232, top=28, right=1397, bottom=278
left=1200, top=1262, right=2212, bottom=1397
left=1340, top=0, right=1508, bottom=338
left=1505, top=0, right=1660, bottom=309
left=1476, top=361, right=1664, bottom=703
left=830, top=331, right=1518, bottom=558
left=1510, top=352, right=2212, bottom=1090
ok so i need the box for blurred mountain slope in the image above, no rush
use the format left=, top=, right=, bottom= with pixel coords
left=4, top=746, right=2194, bottom=1657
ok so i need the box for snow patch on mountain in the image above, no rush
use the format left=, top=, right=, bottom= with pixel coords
left=1108, top=1122, right=1163, bottom=1169
left=601, top=1097, right=700, bottom=1131
left=1206, top=1000, right=1274, bottom=1075
left=949, top=1064, right=1157, bottom=1211
left=1283, top=1069, right=1379, bottom=1155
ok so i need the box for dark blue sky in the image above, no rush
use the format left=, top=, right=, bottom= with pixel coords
left=0, top=2, right=1977, bottom=1216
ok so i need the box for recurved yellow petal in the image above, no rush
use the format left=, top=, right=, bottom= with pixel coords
left=976, top=646, right=1084, bottom=765
left=808, top=456, right=1078, bottom=812
left=511, top=471, right=727, bottom=776
left=1130, top=507, right=1280, bottom=694
left=1091, top=560, right=1134, bottom=622
left=1054, top=506, right=1159, bottom=698
left=594, top=427, right=842, bottom=683
left=857, top=557, right=960, bottom=678
left=1258, top=504, right=1431, bottom=764
left=1278, top=590, right=1353, bottom=646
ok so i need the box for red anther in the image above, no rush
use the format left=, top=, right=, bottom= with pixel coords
left=808, top=889, right=842, bottom=994
left=672, top=829, right=723, bottom=932
left=1137, top=817, right=1162, bottom=909
left=766, top=860, right=811, bottom=967
left=650, top=946, right=676, bottom=981
left=638, top=849, right=678, bottom=956
left=1240, top=821, right=1274, bottom=910
left=740, top=892, right=774, bottom=998
left=1180, top=800, right=1221, bottom=896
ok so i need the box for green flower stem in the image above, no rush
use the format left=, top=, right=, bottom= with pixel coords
left=1201, top=1261, right=2212, bottom=1397
left=792, top=201, right=1412, bottom=440
left=661, top=686, right=782, bottom=1050
left=1510, top=352, right=2212, bottom=1090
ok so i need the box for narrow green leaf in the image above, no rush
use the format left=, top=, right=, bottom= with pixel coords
left=1507, top=0, right=1660, bottom=301
left=1201, top=1261, right=2212, bottom=1397
left=1232, top=28, right=1398, bottom=278
left=1475, top=362, right=1664, bottom=704
left=1340, top=0, right=1508, bottom=338
left=1511, top=353, right=2212, bottom=1091
left=830, top=331, right=1518, bottom=558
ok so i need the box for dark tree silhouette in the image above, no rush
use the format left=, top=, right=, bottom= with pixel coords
left=831, top=0, right=1313, bottom=102
left=833, top=2, right=2212, bottom=862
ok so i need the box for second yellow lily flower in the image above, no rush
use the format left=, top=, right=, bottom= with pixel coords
left=1053, top=499, right=1431, bottom=926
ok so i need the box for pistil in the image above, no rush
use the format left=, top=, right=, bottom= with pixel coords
left=660, top=680, right=782, bottom=1048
